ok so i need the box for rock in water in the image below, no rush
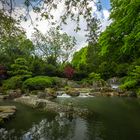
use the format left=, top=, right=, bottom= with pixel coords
left=0, top=106, right=16, bottom=123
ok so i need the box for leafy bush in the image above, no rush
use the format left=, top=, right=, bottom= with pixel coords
left=120, top=66, right=140, bottom=91
left=52, top=77, right=67, bottom=87
left=2, top=74, right=31, bottom=91
left=116, top=63, right=129, bottom=77
left=23, top=76, right=55, bottom=90
left=88, top=72, right=101, bottom=81
left=44, top=64, right=58, bottom=76
left=2, top=76, right=23, bottom=90
left=120, top=79, right=137, bottom=90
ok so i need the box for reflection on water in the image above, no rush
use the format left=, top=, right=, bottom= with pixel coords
left=1, top=97, right=140, bottom=140
left=0, top=112, right=87, bottom=140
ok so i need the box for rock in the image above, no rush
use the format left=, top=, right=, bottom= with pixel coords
left=66, top=88, right=80, bottom=97
left=56, top=91, right=65, bottom=96
left=89, top=92, right=101, bottom=96
left=110, top=92, right=119, bottom=96
left=115, top=88, right=124, bottom=94
left=126, top=91, right=137, bottom=97
left=100, top=87, right=114, bottom=92
left=35, top=100, right=46, bottom=108
left=15, top=96, right=89, bottom=117
left=6, top=89, right=22, bottom=99
left=119, top=93, right=128, bottom=97
left=37, top=92, right=47, bottom=99
left=45, top=88, right=57, bottom=99
left=0, top=95, right=4, bottom=100
left=67, top=102, right=74, bottom=111
left=107, top=77, right=120, bottom=85
left=0, top=106, right=16, bottom=123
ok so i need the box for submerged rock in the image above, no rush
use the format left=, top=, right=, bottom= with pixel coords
left=15, top=96, right=89, bottom=117
left=0, top=106, right=16, bottom=123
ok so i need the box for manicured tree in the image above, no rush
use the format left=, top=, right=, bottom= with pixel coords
left=2, top=58, right=32, bottom=90
left=9, top=58, right=32, bottom=78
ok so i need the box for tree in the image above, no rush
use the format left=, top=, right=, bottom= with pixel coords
left=9, top=58, right=32, bottom=77
left=33, top=27, right=76, bottom=64
left=0, top=0, right=101, bottom=30
left=98, top=0, right=140, bottom=78
left=0, top=11, right=34, bottom=66
left=72, top=47, right=88, bottom=71
left=64, top=65, right=75, bottom=79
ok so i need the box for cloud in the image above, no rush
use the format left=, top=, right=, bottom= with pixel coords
left=20, top=3, right=111, bottom=50
left=100, top=9, right=111, bottom=31
left=103, top=9, right=110, bottom=19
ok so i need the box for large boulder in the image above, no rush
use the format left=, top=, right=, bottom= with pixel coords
left=45, top=88, right=57, bottom=99
left=66, top=88, right=80, bottom=97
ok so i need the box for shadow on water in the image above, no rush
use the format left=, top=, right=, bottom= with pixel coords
left=1, top=97, right=140, bottom=140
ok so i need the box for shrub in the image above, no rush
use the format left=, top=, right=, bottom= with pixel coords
left=2, top=74, right=31, bottom=91
left=23, top=76, right=55, bottom=90
left=120, top=79, right=137, bottom=90
left=88, top=72, right=101, bottom=81
left=120, top=66, right=140, bottom=91
left=2, top=76, right=23, bottom=90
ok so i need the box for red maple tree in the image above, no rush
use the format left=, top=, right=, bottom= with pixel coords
left=64, top=66, right=75, bottom=79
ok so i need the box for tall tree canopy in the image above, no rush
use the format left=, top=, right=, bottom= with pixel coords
left=97, top=0, right=140, bottom=78
left=0, top=10, right=34, bottom=66
left=32, top=27, right=76, bottom=64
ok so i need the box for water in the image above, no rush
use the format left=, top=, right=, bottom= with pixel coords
left=1, top=97, right=140, bottom=140
left=57, top=93, right=71, bottom=98
left=110, top=84, right=119, bottom=89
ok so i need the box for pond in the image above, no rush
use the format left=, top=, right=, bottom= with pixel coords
left=1, top=97, right=140, bottom=140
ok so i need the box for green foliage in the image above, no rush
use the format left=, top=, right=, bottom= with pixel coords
left=98, top=0, right=140, bottom=79
left=130, top=66, right=140, bottom=79
left=23, top=76, right=55, bottom=90
left=44, top=64, right=58, bottom=77
left=80, top=72, right=102, bottom=86
left=120, top=79, right=137, bottom=90
left=88, top=72, right=101, bottom=81
left=120, top=66, right=140, bottom=91
left=33, top=27, right=76, bottom=64
left=2, top=76, right=23, bottom=90
left=72, top=43, right=101, bottom=80
left=9, top=58, right=32, bottom=76
left=72, top=47, right=88, bottom=70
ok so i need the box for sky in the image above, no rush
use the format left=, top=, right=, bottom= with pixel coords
left=19, top=0, right=111, bottom=50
